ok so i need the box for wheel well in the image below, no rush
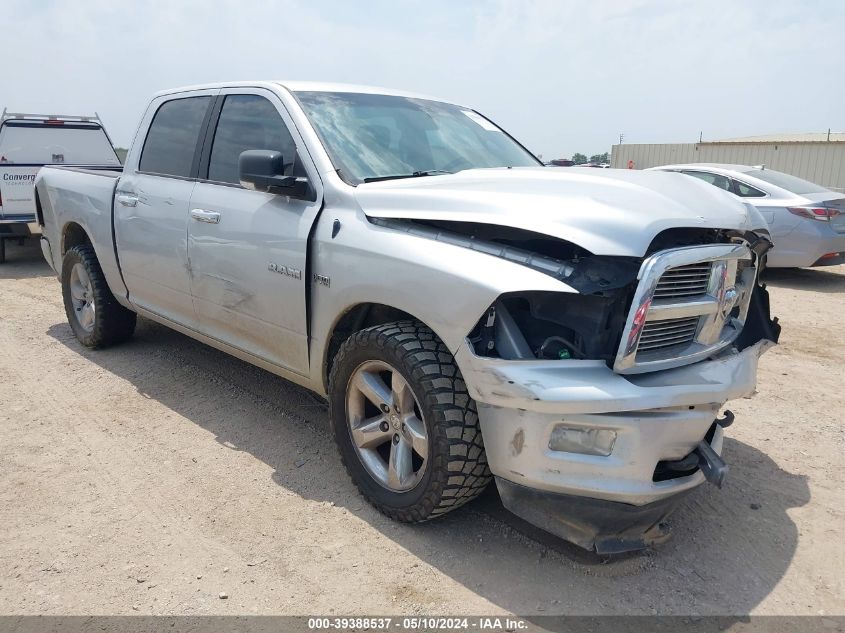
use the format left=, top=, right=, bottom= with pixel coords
left=62, top=222, right=91, bottom=255
left=324, top=303, right=416, bottom=389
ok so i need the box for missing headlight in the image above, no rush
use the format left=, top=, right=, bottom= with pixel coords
left=469, top=286, right=638, bottom=362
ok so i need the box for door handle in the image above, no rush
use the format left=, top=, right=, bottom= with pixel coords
left=190, top=208, right=221, bottom=224
left=116, top=193, right=139, bottom=207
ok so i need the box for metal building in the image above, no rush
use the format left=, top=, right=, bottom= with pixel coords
left=610, top=132, right=845, bottom=192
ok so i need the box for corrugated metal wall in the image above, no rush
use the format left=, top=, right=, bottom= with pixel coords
left=610, top=142, right=845, bottom=192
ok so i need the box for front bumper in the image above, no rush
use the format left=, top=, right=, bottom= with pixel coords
left=456, top=338, right=773, bottom=551
left=458, top=339, right=771, bottom=506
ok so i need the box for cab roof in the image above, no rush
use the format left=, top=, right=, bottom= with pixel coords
left=152, top=80, right=458, bottom=106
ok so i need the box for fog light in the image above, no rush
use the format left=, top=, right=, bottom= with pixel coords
left=548, top=425, right=617, bottom=456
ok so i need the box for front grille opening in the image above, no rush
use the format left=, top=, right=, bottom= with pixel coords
left=652, top=422, right=717, bottom=482
left=614, top=242, right=756, bottom=373
left=636, top=316, right=700, bottom=354
left=653, top=263, right=712, bottom=299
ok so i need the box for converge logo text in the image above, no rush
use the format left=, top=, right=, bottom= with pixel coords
left=2, top=173, right=36, bottom=182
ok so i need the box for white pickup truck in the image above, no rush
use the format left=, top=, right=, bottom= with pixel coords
left=34, top=82, right=780, bottom=554
left=0, top=109, right=120, bottom=262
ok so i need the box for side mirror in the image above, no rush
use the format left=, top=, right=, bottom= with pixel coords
left=238, top=150, right=309, bottom=198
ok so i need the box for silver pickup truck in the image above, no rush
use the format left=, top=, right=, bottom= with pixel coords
left=35, top=81, right=780, bottom=554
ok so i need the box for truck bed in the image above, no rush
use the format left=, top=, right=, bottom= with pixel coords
left=35, top=165, right=126, bottom=298
left=1, top=164, right=122, bottom=225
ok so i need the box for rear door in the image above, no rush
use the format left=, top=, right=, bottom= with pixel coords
left=727, top=177, right=797, bottom=237
left=680, top=169, right=797, bottom=237
left=186, top=88, right=323, bottom=375
left=115, top=90, right=217, bottom=328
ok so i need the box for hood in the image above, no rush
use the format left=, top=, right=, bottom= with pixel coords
left=354, top=167, right=757, bottom=257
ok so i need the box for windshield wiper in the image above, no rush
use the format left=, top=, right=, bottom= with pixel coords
left=363, top=170, right=452, bottom=183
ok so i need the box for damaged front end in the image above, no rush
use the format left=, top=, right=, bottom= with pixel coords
left=370, top=214, right=780, bottom=553
left=464, top=226, right=779, bottom=370
left=447, top=224, right=780, bottom=553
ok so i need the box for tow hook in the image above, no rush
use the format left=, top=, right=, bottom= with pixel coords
left=657, top=412, right=734, bottom=486
left=695, top=440, right=729, bottom=488
left=695, top=409, right=734, bottom=487
left=716, top=409, right=735, bottom=428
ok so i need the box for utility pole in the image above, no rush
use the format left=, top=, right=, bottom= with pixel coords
left=699, top=131, right=703, bottom=143
left=619, top=133, right=624, bottom=144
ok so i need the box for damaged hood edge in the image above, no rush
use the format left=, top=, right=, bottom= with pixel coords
left=355, top=167, right=761, bottom=257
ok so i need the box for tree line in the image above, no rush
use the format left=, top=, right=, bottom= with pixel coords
left=571, top=152, right=609, bottom=165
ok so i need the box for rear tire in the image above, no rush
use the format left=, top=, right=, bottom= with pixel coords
left=61, top=244, right=136, bottom=348
left=329, top=320, right=491, bottom=522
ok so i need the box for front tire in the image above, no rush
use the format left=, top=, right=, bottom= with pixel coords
left=329, top=321, right=491, bottom=522
left=61, top=244, right=136, bottom=348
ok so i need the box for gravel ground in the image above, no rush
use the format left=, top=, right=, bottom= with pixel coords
left=0, top=239, right=842, bottom=617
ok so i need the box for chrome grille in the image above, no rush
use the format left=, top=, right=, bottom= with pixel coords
left=653, top=263, right=712, bottom=299
left=637, top=316, right=700, bottom=353
left=614, top=243, right=757, bottom=374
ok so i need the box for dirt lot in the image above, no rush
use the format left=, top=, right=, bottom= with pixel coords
left=0, top=239, right=842, bottom=617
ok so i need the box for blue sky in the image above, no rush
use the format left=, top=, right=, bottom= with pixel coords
left=3, top=0, right=843, bottom=158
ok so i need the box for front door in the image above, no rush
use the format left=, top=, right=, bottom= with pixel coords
left=187, top=89, right=322, bottom=376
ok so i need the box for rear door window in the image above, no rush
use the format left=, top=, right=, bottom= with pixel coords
left=681, top=170, right=731, bottom=192
left=207, top=94, right=298, bottom=185
left=139, top=97, right=212, bottom=178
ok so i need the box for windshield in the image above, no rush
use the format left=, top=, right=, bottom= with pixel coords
left=744, top=168, right=828, bottom=195
left=0, top=123, right=120, bottom=165
left=295, top=91, right=540, bottom=184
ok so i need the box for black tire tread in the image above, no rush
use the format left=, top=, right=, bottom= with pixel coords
left=62, top=244, right=136, bottom=348
left=329, top=320, right=492, bottom=523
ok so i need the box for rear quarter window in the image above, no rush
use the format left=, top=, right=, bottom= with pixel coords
left=732, top=180, right=766, bottom=198
left=139, top=96, right=211, bottom=178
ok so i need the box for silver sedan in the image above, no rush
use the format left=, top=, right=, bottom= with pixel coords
left=649, top=163, right=845, bottom=267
